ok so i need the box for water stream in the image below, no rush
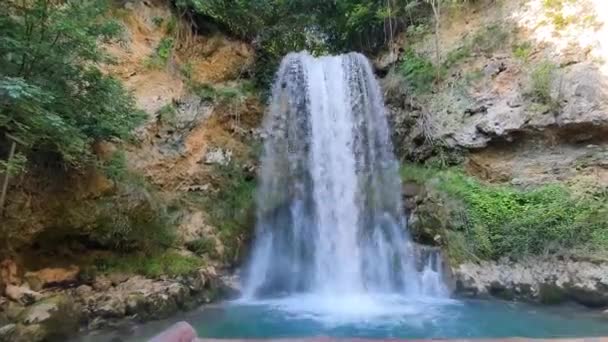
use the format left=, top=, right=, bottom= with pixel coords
left=243, top=51, right=447, bottom=300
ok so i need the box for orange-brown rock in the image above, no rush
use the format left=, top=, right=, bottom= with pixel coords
left=24, top=265, right=80, bottom=291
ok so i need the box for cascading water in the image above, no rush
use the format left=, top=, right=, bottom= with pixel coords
left=243, top=51, right=447, bottom=300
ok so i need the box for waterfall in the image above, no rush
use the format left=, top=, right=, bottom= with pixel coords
left=243, top=52, right=447, bottom=299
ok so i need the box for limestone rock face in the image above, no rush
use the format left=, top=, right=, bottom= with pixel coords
left=453, top=257, right=608, bottom=307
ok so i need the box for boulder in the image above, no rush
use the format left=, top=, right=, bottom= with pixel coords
left=24, top=265, right=80, bottom=291
left=0, top=260, right=20, bottom=295
left=93, top=296, right=126, bottom=318
left=4, top=285, right=41, bottom=305
left=108, top=273, right=129, bottom=286
left=453, top=257, right=608, bottom=308
left=0, top=323, right=16, bottom=342
left=16, top=295, right=79, bottom=341
left=149, top=321, right=197, bottom=342
left=92, top=275, right=112, bottom=292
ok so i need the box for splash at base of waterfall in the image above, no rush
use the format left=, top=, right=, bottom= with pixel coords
left=242, top=51, right=448, bottom=300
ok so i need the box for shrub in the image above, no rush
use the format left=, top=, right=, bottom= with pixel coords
left=529, top=61, right=558, bottom=106
left=400, top=49, right=438, bottom=93
left=401, top=164, right=608, bottom=261
left=512, top=41, right=533, bottom=61
left=145, top=37, right=174, bottom=69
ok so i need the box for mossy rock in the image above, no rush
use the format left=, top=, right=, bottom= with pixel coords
left=16, top=295, right=80, bottom=341
left=539, top=283, right=567, bottom=305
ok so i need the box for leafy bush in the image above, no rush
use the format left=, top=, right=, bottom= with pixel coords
left=0, top=0, right=145, bottom=165
left=400, top=49, right=438, bottom=93
left=401, top=164, right=608, bottom=261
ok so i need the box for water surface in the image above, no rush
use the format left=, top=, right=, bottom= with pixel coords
left=78, top=296, right=608, bottom=341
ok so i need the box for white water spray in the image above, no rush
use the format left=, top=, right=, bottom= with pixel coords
left=243, top=52, right=447, bottom=300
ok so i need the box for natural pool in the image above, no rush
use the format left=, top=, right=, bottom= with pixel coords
left=78, top=295, right=608, bottom=341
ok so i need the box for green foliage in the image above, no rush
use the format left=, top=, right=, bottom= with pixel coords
left=145, top=37, right=174, bottom=69
left=95, top=251, right=202, bottom=277
left=470, top=24, right=508, bottom=55
left=190, top=81, right=255, bottom=104
left=177, top=0, right=427, bottom=89
left=512, top=41, right=533, bottom=61
left=401, top=164, right=608, bottom=261
left=156, top=103, right=178, bottom=126
left=443, top=46, right=472, bottom=69
left=529, top=60, right=559, bottom=108
left=184, top=160, right=256, bottom=263
left=0, top=0, right=145, bottom=165
left=152, top=16, right=164, bottom=28
left=0, top=152, right=27, bottom=177
left=94, top=155, right=178, bottom=253
left=186, top=237, right=216, bottom=256
left=400, top=49, right=438, bottom=93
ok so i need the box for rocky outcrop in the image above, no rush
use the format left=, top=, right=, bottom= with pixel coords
left=0, top=263, right=235, bottom=340
left=453, top=257, right=608, bottom=307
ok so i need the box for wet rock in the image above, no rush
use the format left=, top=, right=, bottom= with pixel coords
left=12, top=323, right=46, bottom=342
left=16, top=295, right=79, bottom=341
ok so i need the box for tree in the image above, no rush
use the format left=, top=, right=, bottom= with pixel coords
left=0, top=0, right=145, bottom=166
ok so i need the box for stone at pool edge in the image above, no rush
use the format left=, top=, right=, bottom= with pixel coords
left=10, top=294, right=80, bottom=342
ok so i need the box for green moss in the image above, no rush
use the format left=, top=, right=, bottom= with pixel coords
left=95, top=251, right=202, bottom=277
left=401, top=164, right=608, bottom=261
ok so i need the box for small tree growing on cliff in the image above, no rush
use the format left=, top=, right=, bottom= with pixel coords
left=0, top=0, right=145, bottom=166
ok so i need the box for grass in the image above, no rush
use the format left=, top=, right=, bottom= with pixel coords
left=401, top=164, right=608, bottom=263
left=528, top=60, right=560, bottom=111
left=94, top=251, right=203, bottom=277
